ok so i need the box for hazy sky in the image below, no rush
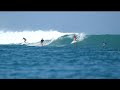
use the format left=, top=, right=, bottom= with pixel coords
left=0, top=11, right=120, bottom=34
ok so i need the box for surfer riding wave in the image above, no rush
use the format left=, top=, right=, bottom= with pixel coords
left=71, top=34, right=77, bottom=44
left=41, top=38, right=44, bottom=46
left=74, top=34, right=77, bottom=41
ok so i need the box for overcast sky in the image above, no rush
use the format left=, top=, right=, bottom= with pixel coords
left=0, top=11, right=120, bottom=34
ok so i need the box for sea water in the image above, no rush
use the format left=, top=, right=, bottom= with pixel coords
left=0, top=30, right=120, bottom=79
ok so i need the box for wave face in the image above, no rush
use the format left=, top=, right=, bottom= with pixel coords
left=78, top=35, right=120, bottom=48
left=49, top=33, right=86, bottom=46
left=47, top=34, right=120, bottom=48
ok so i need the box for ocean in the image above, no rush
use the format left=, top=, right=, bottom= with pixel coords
left=0, top=30, right=120, bottom=79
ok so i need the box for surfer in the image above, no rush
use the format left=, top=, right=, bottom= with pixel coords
left=71, top=34, right=77, bottom=44
left=102, top=42, right=106, bottom=48
left=74, top=34, right=77, bottom=41
left=23, top=37, right=27, bottom=43
left=41, top=38, right=44, bottom=46
left=72, top=34, right=77, bottom=47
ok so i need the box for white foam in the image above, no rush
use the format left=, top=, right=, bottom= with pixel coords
left=76, top=33, right=86, bottom=41
left=0, top=29, right=77, bottom=44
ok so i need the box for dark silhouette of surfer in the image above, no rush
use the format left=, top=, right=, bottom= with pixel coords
left=23, top=37, right=27, bottom=43
left=41, top=38, right=44, bottom=46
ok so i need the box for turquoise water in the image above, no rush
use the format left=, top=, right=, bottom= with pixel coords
left=0, top=35, right=120, bottom=79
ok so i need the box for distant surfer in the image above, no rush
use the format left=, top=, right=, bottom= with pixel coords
left=41, top=38, right=44, bottom=46
left=72, top=34, right=77, bottom=47
left=102, top=42, right=106, bottom=48
left=71, top=34, right=77, bottom=44
left=23, top=37, right=27, bottom=43
left=74, top=34, right=77, bottom=41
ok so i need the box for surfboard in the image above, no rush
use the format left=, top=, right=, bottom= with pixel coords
left=20, top=42, right=28, bottom=45
left=71, top=40, right=77, bottom=44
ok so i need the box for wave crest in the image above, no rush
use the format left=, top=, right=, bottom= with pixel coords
left=0, top=30, right=86, bottom=46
